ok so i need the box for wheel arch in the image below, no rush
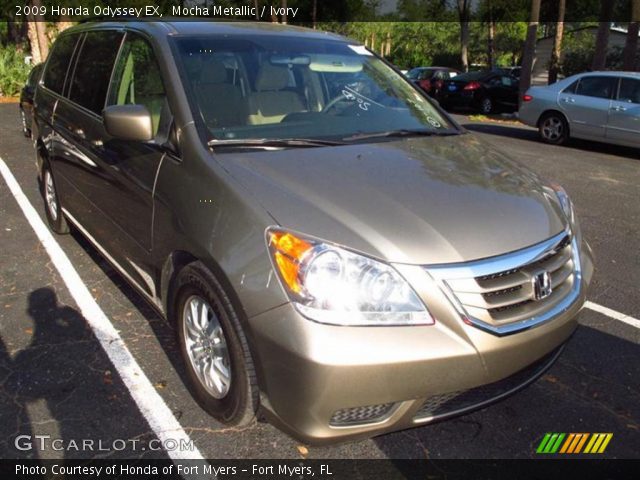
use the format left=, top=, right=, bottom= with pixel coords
left=537, top=109, right=569, bottom=131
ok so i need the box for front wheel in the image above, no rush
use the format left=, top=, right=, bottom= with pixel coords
left=538, top=113, right=569, bottom=145
left=175, top=262, right=258, bottom=426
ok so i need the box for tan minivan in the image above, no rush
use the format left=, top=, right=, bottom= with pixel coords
left=34, top=20, right=593, bottom=444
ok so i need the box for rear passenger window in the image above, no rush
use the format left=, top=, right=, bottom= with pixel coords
left=107, top=34, right=166, bottom=137
left=68, top=31, right=124, bottom=114
left=562, top=80, right=579, bottom=94
left=617, top=78, right=640, bottom=104
left=43, top=34, right=79, bottom=94
left=574, top=76, right=616, bottom=99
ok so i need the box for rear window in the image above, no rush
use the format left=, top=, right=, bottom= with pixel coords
left=617, top=78, right=640, bottom=104
left=452, top=71, right=488, bottom=82
left=43, top=34, right=79, bottom=94
left=68, top=31, right=124, bottom=114
left=574, top=76, right=616, bottom=99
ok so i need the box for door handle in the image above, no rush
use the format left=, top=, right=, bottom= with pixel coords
left=611, top=105, right=627, bottom=112
left=91, top=139, right=103, bottom=147
left=73, top=128, right=85, bottom=138
left=561, top=97, right=575, bottom=103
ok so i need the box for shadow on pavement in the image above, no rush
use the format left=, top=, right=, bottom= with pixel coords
left=68, top=229, right=190, bottom=404
left=463, top=122, right=640, bottom=161
left=0, top=287, right=162, bottom=459
left=374, top=324, right=640, bottom=462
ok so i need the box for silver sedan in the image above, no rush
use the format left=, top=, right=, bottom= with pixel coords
left=519, top=71, right=640, bottom=148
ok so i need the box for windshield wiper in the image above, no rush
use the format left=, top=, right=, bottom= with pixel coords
left=343, top=129, right=459, bottom=142
left=208, top=138, right=346, bottom=148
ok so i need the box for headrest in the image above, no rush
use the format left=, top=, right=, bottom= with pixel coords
left=255, top=64, right=290, bottom=91
left=200, top=59, right=228, bottom=84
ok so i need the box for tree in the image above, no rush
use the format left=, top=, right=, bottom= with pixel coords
left=519, top=0, right=541, bottom=100
left=592, top=1, right=615, bottom=70
left=456, top=0, right=471, bottom=71
left=623, top=0, right=640, bottom=70
left=548, top=0, right=566, bottom=84
left=486, top=0, right=496, bottom=69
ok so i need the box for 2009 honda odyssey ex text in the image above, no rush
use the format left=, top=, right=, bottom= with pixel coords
left=33, top=21, right=594, bottom=444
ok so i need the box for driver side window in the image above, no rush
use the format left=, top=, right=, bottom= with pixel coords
left=108, top=33, right=168, bottom=137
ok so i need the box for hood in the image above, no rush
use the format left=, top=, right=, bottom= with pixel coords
left=219, top=133, right=567, bottom=265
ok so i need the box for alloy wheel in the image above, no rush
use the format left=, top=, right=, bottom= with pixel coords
left=541, top=116, right=563, bottom=141
left=182, top=295, right=231, bottom=399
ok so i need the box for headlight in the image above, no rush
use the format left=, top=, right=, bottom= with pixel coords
left=548, top=182, right=582, bottom=246
left=550, top=182, right=574, bottom=223
left=266, top=228, right=434, bottom=326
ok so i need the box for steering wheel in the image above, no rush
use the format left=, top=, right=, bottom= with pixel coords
left=322, top=94, right=351, bottom=114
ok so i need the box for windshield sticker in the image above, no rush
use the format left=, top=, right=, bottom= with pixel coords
left=341, top=86, right=379, bottom=111
left=348, top=45, right=373, bottom=56
left=426, top=117, right=442, bottom=128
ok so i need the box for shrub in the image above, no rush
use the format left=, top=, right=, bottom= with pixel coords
left=0, top=46, right=31, bottom=97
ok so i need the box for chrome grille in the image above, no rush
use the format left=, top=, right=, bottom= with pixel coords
left=330, top=403, right=395, bottom=426
left=428, top=231, right=582, bottom=335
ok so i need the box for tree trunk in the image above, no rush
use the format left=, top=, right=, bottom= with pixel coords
left=592, top=1, right=615, bottom=71
left=519, top=0, right=541, bottom=101
left=312, top=0, right=317, bottom=29
left=32, top=0, right=48, bottom=59
left=457, top=0, right=470, bottom=72
left=548, top=0, right=566, bottom=84
left=26, top=20, right=42, bottom=64
left=488, top=20, right=495, bottom=69
left=623, top=0, right=640, bottom=70
left=281, top=0, right=287, bottom=24
left=253, top=0, right=259, bottom=20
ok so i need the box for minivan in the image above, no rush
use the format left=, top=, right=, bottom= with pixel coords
left=33, top=21, right=593, bottom=444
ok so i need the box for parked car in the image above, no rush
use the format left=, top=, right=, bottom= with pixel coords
left=19, top=63, right=44, bottom=138
left=520, top=71, right=640, bottom=147
left=439, top=70, right=520, bottom=113
left=406, top=66, right=460, bottom=97
left=498, top=66, right=521, bottom=79
left=33, top=21, right=593, bottom=445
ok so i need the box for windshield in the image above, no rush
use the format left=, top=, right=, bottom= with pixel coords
left=173, top=35, right=456, bottom=144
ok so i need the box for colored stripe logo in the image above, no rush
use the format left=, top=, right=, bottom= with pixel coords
left=536, top=433, right=613, bottom=454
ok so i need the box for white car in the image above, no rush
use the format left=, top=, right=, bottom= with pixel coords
left=519, top=71, right=640, bottom=148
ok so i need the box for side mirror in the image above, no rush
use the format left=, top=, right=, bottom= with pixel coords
left=103, top=104, right=153, bottom=142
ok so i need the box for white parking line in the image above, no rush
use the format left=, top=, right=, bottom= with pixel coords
left=0, top=157, right=204, bottom=462
left=585, top=301, right=640, bottom=330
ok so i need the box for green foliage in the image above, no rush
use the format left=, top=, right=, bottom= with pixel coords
left=560, top=30, right=595, bottom=77
left=0, top=45, right=30, bottom=97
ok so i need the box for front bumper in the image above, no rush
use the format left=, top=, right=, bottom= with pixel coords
left=248, top=240, right=594, bottom=445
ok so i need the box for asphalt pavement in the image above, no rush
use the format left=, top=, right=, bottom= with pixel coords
left=0, top=104, right=638, bottom=460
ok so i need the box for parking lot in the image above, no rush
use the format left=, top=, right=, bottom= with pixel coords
left=0, top=102, right=638, bottom=461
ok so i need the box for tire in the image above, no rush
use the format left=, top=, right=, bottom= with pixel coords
left=479, top=96, right=493, bottom=114
left=175, top=261, right=258, bottom=426
left=538, top=112, right=569, bottom=145
left=42, top=164, right=69, bottom=234
left=20, top=109, right=31, bottom=138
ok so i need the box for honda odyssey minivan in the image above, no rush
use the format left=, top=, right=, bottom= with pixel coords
left=32, top=21, right=593, bottom=444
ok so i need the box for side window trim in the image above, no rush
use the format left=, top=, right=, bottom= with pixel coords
left=62, top=32, right=86, bottom=99
left=104, top=30, right=130, bottom=108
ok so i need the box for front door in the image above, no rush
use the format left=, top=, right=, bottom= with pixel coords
left=559, top=75, right=615, bottom=139
left=607, top=77, right=640, bottom=147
